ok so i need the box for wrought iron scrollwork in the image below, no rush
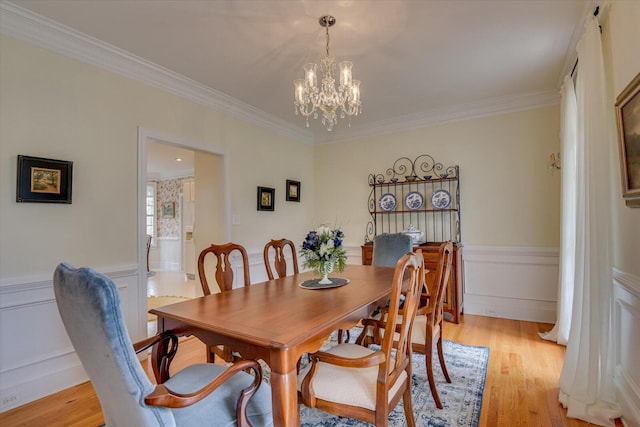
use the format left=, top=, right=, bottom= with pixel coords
left=380, top=154, right=455, bottom=181
left=365, top=154, right=461, bottom=244
left=364, top=221, right=375, bottom=243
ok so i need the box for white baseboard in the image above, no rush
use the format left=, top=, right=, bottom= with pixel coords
left=464, top=294, right=558, bottom=323
left=0, top=358, right=87, bottom=412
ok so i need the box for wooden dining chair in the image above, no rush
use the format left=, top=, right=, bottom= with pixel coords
left=198, top=242, right=251, bottom=294
left=366, top=240, right=454, bottom=409
left=197, top=242, right=251, bottom=362
left=298, top=251, right=425, bottom=427
left=263, top=238, right=299, bottom=280
left=411, top=240, right=454, bottom=409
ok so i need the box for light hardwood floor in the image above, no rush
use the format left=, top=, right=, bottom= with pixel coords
left=0, top=314, right=621, bottom=427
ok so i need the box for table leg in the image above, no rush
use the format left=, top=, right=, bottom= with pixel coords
left=269, top=364, right=299, bottom=426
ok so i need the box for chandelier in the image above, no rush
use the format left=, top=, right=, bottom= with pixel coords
left=294, top=15, right=362, bottom=131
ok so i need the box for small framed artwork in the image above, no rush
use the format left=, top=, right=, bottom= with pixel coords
left=286, top=179, right=301, bottom=202
left=257, top=186, right=275, bottom=211
left=161, top=202, right=175, bottom=218
left=16, top=155, right=73, bottom=203
left=615, top=72, right=640, bottom=207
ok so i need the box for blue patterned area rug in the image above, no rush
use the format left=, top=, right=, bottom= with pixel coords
left=280, top=328, right=489, bottom=427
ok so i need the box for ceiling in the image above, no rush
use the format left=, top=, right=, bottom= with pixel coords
left=4, top=0, right=593, bottom=144
left=146, top=140, right=195, bottom=180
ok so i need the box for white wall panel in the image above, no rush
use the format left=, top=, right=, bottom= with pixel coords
left=613, top=269, right=640, bottom=427
left=463, top=246, right=559, bottom=322
left=0, top=267, right=139, bottom=412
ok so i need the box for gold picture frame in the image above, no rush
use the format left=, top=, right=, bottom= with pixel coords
left=615, top=72, right=640, bottom=207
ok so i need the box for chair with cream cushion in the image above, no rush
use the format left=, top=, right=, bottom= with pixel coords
left=410, top=240, right=454, bottom=409
left=53, top=262, right=273, bottom=427
left=367, top=240, right=454, bottom=409
left=298, top=251, right=425, bottom=427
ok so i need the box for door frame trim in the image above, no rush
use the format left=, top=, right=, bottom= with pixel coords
left=137, top=127, right=231, bottom=338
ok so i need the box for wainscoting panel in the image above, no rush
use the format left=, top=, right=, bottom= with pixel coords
left=0, top=266, right=139, bottom=412
left=613, top=269, right=640, bottom=427
left=463, top=246, right=559, bottom=323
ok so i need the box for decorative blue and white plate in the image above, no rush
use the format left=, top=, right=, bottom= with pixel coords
left=404, top=191, right=424, bottom=210
left=379, top=193, right=397, bottom=211
left=431, top=189, right=451, bottom=209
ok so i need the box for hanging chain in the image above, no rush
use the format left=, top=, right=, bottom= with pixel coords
left=325, top=25, right=330, bottom=57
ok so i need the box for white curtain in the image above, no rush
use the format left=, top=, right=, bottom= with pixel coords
left=557, top=16, right=620, bottom=426
left=540, top=75, right=577, bottom=345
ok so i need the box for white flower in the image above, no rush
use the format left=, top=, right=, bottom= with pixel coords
left=317, top=225, right=331, bottom=235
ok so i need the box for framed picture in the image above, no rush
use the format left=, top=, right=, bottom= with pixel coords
left=615, top=72, right=640, bottom=207
left=286, top=179, right=301, bottom=202
left=161, top=202, right=175, bottom=218
left=16, top=155, right=73, bottom=203
left=257, top=186, right=275, bottom=211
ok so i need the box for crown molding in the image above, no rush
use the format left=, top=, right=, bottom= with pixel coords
left=0, top=1, right=314, bottom=144
left=316, top=90, right=560, bottom=144
left=1, top=1, right=563, bottom=147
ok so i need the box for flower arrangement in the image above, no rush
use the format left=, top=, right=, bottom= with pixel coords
left=300, top=225, right=347, bottom=281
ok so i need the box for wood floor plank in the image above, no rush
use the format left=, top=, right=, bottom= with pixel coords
left=0, top=315, right=623, bottom=427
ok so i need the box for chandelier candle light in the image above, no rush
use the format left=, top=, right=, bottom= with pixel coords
left=294, top=15, right=362, bottom=131
left=300, top=225, right=347, bottom=284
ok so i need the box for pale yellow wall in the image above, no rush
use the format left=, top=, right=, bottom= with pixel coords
left=602, top=0, right=640, bottom=277
left=0, top=35, right=314, bottom=279
left=314, top=106, right=561, bottom=248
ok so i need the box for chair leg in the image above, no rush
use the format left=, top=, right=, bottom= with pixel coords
left=437, top=336, right=451, bottom=383
left=426, top=337, right=443, bottom=409
left=374, top=406, right=389, bottom=427
left=337, top=329, right=350, bottom=343
left=206, top=346, right=216, bottom=363
left=403, top=384, right=416, bottom=427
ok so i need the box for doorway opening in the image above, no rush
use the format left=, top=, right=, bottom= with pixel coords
left=138, top=128, right=230, bottom=336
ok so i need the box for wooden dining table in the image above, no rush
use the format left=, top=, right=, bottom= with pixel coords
left=149, top=264, right=396, bottom=426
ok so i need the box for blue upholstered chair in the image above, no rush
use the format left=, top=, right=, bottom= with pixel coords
left=53, top=262, right=273, bottom=427
left=338, top=233, right=413, bottom=344
left=371, top=233, right=413, bottom=317
left=347, top=233, right=413, bottom=344
left=372, top=233, right=413, bottom=267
